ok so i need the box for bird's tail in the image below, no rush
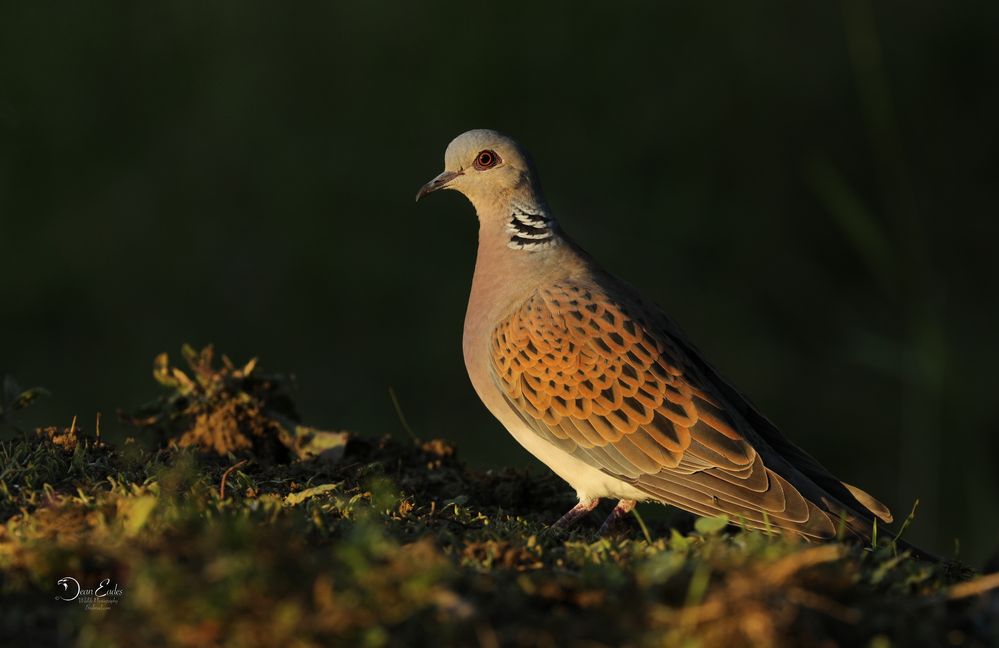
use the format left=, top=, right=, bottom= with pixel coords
left=841, top=481, right=893, bottom=524
left=821, top=494, right=942, bottom=563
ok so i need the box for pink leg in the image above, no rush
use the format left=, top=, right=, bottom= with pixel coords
left=598, top=499, right=637, bottom=535
left=551, top=499, right=600, bottom=530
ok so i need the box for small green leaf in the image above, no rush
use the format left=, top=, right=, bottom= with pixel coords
left=694, top=514, right=729, bottom=535
left=122, top=495, right=157, bottom=537
left=12, top=386, right=50, bottom=411
left=241, top=357, right=258, bottom=376
left=668, top=528, right=691, bottom=551
left=152, top=353, right=178, bottom=387
left=181, top=344, right=199, bottom=367
left=1, top=375, right=49, bottom=413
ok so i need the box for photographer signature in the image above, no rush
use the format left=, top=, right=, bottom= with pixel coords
left=55, top=576, right=125, bottom=610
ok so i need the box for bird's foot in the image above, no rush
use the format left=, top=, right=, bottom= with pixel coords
left=597, top=499, right=637, bottom=535
left=549, top=499, right=600, bottom=532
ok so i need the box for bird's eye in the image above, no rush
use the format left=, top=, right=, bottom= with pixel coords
left=473, top=149, right=500, bottom=170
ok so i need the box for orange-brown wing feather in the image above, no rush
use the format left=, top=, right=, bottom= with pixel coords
left=490, top=280, right=840, bottom=540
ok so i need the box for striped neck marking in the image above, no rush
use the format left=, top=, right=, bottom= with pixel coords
left=506, top=204, right=559, bottom=251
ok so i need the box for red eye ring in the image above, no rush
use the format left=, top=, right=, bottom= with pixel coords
left=473, top=149, right=500, bottom=170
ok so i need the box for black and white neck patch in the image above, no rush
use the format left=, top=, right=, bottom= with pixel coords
left=506, top=203, right=559, bottom=251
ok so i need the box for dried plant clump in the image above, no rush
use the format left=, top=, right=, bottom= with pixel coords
left=120, top=345, right=346, bottom=462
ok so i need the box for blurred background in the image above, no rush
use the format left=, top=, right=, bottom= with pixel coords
left=1, top=2, right=997, bottom=562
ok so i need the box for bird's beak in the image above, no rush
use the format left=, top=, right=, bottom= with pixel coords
left=415, top=170, right=463, bottom=202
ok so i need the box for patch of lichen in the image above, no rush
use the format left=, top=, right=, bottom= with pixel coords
left=0, top=352, right=994, bottom=647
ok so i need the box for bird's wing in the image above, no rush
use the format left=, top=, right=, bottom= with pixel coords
left=669, top=336, right=894, bottom=525
left=489, top=278, right=880, bottom=540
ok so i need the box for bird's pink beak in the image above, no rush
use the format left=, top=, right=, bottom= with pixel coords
left=415, top=170, right=463, bottom=202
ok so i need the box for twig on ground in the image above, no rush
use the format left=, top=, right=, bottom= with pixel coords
left=220, top=459, right=249, bottom=499
left=947, top=572, right=999, bottom=600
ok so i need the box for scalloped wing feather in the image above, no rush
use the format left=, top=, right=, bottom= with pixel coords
left=489, top=279, right=884, bottom=540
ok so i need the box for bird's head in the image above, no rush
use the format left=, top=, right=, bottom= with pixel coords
left=417, top=130, right=561, bottom=251
left=416, top=129, right=545, bottom=210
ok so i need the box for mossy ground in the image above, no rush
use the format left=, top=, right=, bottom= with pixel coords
left=0, top=351, right=996, bottom=647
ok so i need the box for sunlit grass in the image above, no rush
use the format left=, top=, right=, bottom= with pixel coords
left=0, top=349, right=992, bottom=647
left=0, top=428, right=991, bottom=648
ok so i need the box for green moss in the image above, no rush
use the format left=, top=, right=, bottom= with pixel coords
left=0, top=351, right=994, bottom=647
left=0, top=431, right=989, bottom=648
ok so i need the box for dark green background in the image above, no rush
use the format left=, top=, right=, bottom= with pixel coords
left=2, top=3, right=997, bottom=562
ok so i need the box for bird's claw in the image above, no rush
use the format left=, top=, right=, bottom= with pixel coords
left=597, top=500, right=637, bottom=536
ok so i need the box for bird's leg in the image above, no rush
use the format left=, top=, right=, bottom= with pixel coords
left=597, top=499, right=637, bottom=535
left=550, top=498, right=600, bottom=531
